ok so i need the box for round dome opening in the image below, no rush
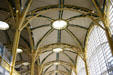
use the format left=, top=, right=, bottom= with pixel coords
left=52, top=20, right=67, bottom=30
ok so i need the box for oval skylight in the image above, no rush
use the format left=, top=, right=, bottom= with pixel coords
left=52, top=20, right=67, bottom=30
left=53, top=48, right=63, bottom=53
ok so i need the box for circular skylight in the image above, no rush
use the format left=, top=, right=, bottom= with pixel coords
left=0, top=21, right=9, bottom=30
left=53, top=48, right=63, bottom=53
left=52, top=20, right=67, bottom=30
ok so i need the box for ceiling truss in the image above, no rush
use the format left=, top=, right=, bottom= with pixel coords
left=1, top=0, right=112, bottom=75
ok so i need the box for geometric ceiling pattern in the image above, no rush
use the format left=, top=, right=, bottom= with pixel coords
left=0, top=0, right=104, bottom=75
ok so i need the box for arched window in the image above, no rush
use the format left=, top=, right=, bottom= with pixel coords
left=107, top=0, right=113, bottom=35
left=77, top=56, right=86, bottom=75
left=86, top=26, right=113, bottom=75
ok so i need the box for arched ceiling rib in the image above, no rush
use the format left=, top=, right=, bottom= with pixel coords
left=0, top=0, right=104, bottom=75
left=28, top=1, right=99, bottom=74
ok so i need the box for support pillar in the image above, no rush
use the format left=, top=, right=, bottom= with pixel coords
left=9, top=0, right=32, bottom=74
left=91, top=0, right=113, bottom=56
left=37, top=59, right=40, bottom=75
left=74, top=55, right=78, bottom=75
left=84, top=60, right=89, bottom=75
left=74, top=68, right=77, bottom=75
left=10, top=29, right=21, bottom=75
left=37, top=65, right=41, bottom=75
left=84, top=53, right=89, bottom=75
left=31, top=52, right=35, bottom=75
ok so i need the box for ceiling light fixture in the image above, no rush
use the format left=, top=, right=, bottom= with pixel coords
left=22, top=62, right=30, bottom=66
left=53, top=48, right=63, bottom=53
left=0, top=21, right=9, bottom=30
left=52, top=20, right=67, bottom=30
left=54, top=62, right=60, bottom=65
left=17, top=48, right=23, bottom=53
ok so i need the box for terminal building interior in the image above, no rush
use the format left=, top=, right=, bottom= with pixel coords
left=0, top=0, right=113, bottom=75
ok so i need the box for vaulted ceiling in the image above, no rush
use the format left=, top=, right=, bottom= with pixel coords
left=0, top=0, right=105, bottom=75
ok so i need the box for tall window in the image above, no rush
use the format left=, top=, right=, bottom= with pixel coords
left=106, top=0, right=113, bottom=34
left=86, top=26, right=113, bottom=75
left=77, top=56, right=86, bottom=75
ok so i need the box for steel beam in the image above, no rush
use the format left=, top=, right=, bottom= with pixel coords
left=10, top=29, right=21, bottom=75
left=10, top=0, right=32, bottom=75
left=91, top=0, right=113, bottom=55
left=74, top=55, right=78, bottom=75
left=45, top=70, right=68, bottom=75
left=64, top=28, right=83, bottom=50
left=31, top=28, right=54, bottom=75
left=84, top=59, right=89, bottom=75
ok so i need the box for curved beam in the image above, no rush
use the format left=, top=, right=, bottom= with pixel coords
left=38, top=15, right=55, bottom=21
left=26, top=5, right=97, bottom=22
left=21, top=5, right=98, bottom=31
left=39, top=49, right=82, bottom=65
left=41, top=52, right=53, bottom=64
left=38, top=43, right=84, bottom=59
left=88, top=16, right=105, bottom=30
left=84, top=22, right=94, bottom=53
left=26, top=25, right=34, bottom=50
left=63, top=52, right=75, bottom=64
left=39, top=60, right=73, bottom=75
left=84, top=23, right=96, bottom=75
left=60, top=65, right=71, bottom=73
left=41, top=60, right=73, bottom=69
left=39, top=49, right=84, bottom=65
left=64, top=28, right=83, bottom=50
left=74, top=55, right=78, bottom=75
left=91, top=0, right=103, bottom=17
left=20, top=34, right=31, bottom=48
left=42, top=64, right=71, bottom=75
left=69, top=24, right=88, bottom=30
left=36, top=28, right=54, bottom=48
left=31, top=24, right=50, bottom=30
left=42, top=64, right=53, bottom=75
left=34, top=28, right=54, bottom=61
left=66, top=14, right=92, bottom=21
left=40, top=60, right=73, bottom=75
left=45, top=70, right=68, bottom=75
left=29, top=5, right=94, bottom=15
left=65, top=14, right=105, bottom=30
left=45, top=51, right=75, bottom=71
left=64, top=50, right=83, bottom=60
left=31, top=29, right=54, bottom=75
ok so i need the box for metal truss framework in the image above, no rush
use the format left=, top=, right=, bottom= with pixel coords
left=0, top=0, right=112, bottom=75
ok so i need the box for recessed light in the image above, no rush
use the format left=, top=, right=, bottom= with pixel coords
left=52, top=20, right=67, bottom=30
left=54, top=62, right=60, bottom=65
left=53, top=48, right=63, bottom=53
left=22, top=62, right=30, bottom=66
left=0, top=21, right=9, bottom=30
left=17, top=48, right=23, bottom=53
